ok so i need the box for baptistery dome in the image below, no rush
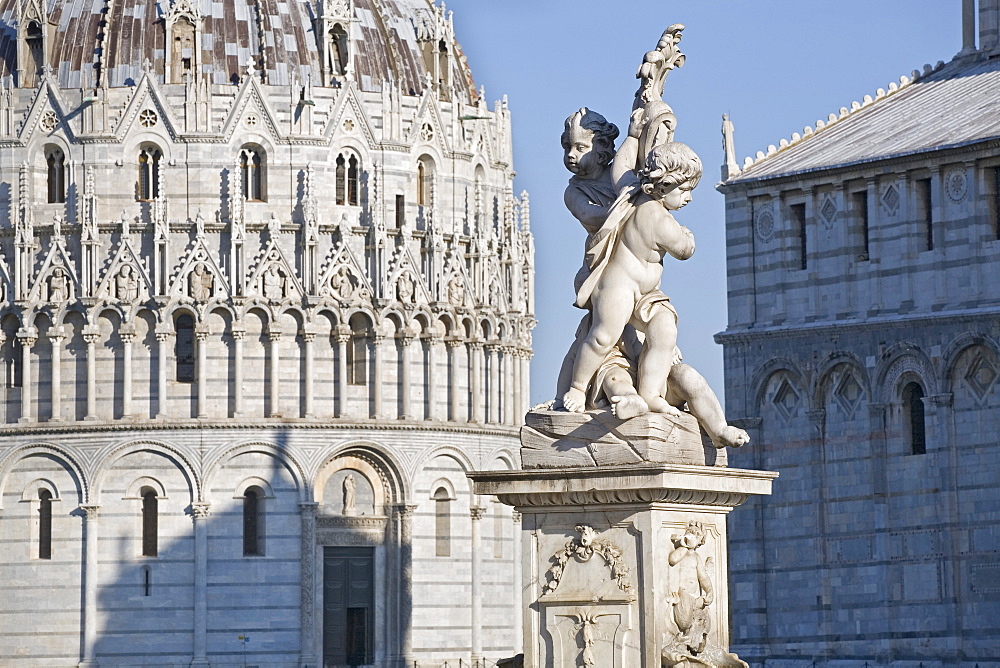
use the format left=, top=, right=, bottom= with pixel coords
left=0, top=0, right=533, bottom=664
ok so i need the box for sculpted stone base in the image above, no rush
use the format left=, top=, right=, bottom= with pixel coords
left=521, top=408, right=725, bottom=469
left=471, top=464, right=775, bottom=668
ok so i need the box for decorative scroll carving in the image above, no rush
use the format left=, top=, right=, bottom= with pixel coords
left=543, top=525, right=634, bottom=601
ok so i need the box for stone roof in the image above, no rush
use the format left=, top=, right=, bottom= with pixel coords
left=0, top=0, right=476, bottom=96
left=726, top=55, right=1000, bottom=184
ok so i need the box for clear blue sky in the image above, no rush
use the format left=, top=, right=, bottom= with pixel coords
left=445, top=0, right=961, bottom=405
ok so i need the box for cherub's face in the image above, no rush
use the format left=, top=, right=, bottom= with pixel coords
left=657, top=179, right=695, bottom=211
left=562, top=126, right=602, bottom=179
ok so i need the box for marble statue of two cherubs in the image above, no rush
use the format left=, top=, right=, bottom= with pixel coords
left=552, top=26, right=748, bottom=451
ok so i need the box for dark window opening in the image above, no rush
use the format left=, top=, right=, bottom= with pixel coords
left=25, top=21, right=43, bottom=86
left=903, top=382, right=926, bottom=455
left=336, top=155, right=346, bottom=206
left=395, top=194, right=405, bottom=229
left=142, top=566, right=152, bottom=596
left=852, top=191, right=869, bottom=260
left=137, top=147, right=162, bottom=201
left=433, top=487, right=450, bottom=557
left=417, top=161, right=427, bottom=207
left=329, top=24, right=348, bottom=77
left=240, top=147, right=265, bottom=202
left=243, top=487, right=264, bottom=556
left=347, top=155, right=359, bottom=206
left=916, top=178, right=933, bottom=251
left=175, top=314, right=195, bottom=383
left=141, top=489, right=158, bottom=557
left=790, top=203, right=807, bottom=270
left=46, top=148, right=66, bottom=204
left=38, top=489, right=52, bottom=560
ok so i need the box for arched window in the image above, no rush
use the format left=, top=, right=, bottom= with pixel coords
left=903, top=382, right=926, bottom=455
left=25, top=21, right=43, bottom=87
left=243, top=486, right=265, bottom=556
left=137, top=146, right=162, bottom=201
left=336, top=154, right=346, bottom=206
left=433, top=487, right=451, bottom=557
left=175, top=314, right=195, bottom=383
left=240, top=146, right=266, bottom=202
left=46, top=147, right=66, bottom=204
left=141, top=489, right=158, bottom=557
left=329, top=24, right=348, bottom=77
left=417, top=160, right=428, bottom=207
left=347, top=155, right=359, bottom=206
left=38, top=489, right=52, bottom=560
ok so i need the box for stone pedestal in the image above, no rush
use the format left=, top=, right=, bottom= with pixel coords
left=471, top=410, right=776, bottom=668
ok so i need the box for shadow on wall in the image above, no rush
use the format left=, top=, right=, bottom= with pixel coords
left=0, top=427, right=407, bottom=666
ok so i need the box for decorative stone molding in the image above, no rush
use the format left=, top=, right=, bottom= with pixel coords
left=190, top=501, right=211, bottom=518
left=542, top=525, right=634, bottom=601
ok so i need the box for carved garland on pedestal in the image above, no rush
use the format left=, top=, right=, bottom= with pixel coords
left=542, top=525, right=634, bottom=601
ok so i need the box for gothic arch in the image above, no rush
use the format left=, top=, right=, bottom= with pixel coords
left=203, top=440, right=307, bottom=504
left=0, top=443, right=88, bottom=509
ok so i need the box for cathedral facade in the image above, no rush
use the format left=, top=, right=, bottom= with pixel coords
left=0, top=0, right=534, bottom=665
left=719, top=2, right=1000, bottom=664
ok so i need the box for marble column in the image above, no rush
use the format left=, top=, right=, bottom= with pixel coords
left=469, top=341, right=483, bottom=423
left=963, top=0, right=977, bottom=53
left=191, top=502, right=211, bottom=667
left=399, top=332, right=413, bottom=420
left=446, top=339, right=461, bottom=422
left=119, top=326, right=134, bottom=419
left=426, top=335, right=439, bottom=420
left=520, top=351, right=531, bottom=419
left=486, top=345, right=499, bottom=424
left=503, top=347, right=514, bottom=425
left=232, top=326, right=245, bottom=418
left=83, top=327, right=100, bottom=421
left=470, top=505, right=485, bottom=662
left=155, top=331, right=170, bottom=418
left=268, top=325, right=281, bottom=417
left=16, top=328, right=35, bottom=423
left=195, top=326, right=209, bottom=419
left=79, top=504, right=100, bottom=668
left=396, top=505, right=418, bottom=663
left=299, top=502, right=319, bottom=667
left=512, top=347, right=523, bottom=426
left=47, top=328, right=64, bottom=422
left=511, top=510, right=523, bottom=654
left=303, top=330, right=315, bottom=418
left=336, top=328, right=350, bottom=418
left=372, top=334, right=384, bottom=419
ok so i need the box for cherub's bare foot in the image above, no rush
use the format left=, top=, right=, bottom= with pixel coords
left=562, top=388, right=586, bottom=413
left=646, top=396, right=684, bottom=418
left=711, top=425, right=750, bottom=449
left=610, top=394, right=649, bottom=420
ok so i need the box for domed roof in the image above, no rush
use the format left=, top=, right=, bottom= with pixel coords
left=0, top=0, right=476, bottom=97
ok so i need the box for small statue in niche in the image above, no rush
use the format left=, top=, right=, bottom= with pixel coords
left=115, top=264, right=139, bottom=302
left=396, top=272, right=415, bottom=304
left=188, top=262, right=214, bottom=301
left=342, top=473, right=357, bottom=516
left=195, top=209, right=206, bottom=237
left=48, top=265, right=70, bottom=302
left=263, top=264, right=285, bottom=300
left=447, top=274, right=465, bottom=307
left=662, top=521, right=747, bottom=668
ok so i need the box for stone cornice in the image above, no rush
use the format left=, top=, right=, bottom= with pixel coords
left=716, top=305, right=1000, bottom=345
left=0, top=417, right=520, bottom=438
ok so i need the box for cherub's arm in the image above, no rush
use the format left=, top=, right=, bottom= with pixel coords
left=653, top=209, right=696, bottom=260
left=564, top=186, right=607, bottom=235
left=667, top=545, right=688, bottom=566
left=695, top=557, right=714, bottom=606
